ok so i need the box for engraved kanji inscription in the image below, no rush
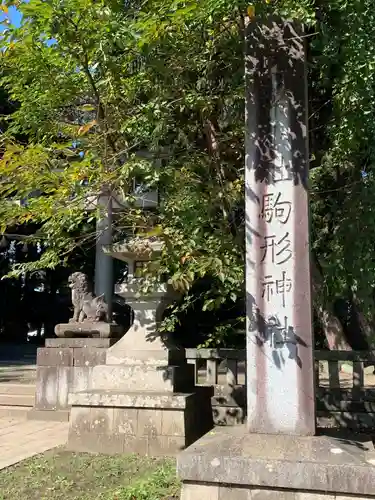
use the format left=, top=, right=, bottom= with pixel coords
left=260, top=232, right=292, bottom=265
left=262, top=271, right=292, bottom=307
left=260, top=192, right=292, bottom=224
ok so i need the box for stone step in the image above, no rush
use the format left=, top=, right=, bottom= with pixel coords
left=0, top=383, right=35, bottom=396
left=69, top=389, right=209, bottom=409
left=0, top=394, right=35, bottom=407
left=0, top=405, right=31, bottom=418
left=67, top=388, right=214, bottom=456
left=0, top=366, right=36, bottom=384
left=90, top=363, right=195, bottom=393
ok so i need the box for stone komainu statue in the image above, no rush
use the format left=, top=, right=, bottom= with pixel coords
left=68, top=272, right=109, bottom=323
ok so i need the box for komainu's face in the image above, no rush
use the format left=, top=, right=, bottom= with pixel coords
left=68, top=272, right=88, bottom=290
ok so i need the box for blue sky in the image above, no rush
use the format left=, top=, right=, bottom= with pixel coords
left=0, top=5, right=22, bottom=30
left=1, top=5, right=55, bottom=45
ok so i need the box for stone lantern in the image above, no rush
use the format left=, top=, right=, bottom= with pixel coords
left=104, top=237, right=182, bottom=365
left=66, top=235, right=213, bottom=456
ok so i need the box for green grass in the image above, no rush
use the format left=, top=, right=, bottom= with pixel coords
left=0, top=448, right=180, bottom=500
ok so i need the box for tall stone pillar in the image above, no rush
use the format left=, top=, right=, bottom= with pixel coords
left=245, top=19, right=315, bottom=435
left=95, top=195, right=113, bottom=319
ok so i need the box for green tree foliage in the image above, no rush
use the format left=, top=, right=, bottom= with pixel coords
left=0, top=0, right=375, bottom=346
left=310, top=0, right=375, bottom=342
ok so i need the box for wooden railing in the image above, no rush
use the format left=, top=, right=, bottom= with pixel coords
left=185, top=348, right=375, bottom=430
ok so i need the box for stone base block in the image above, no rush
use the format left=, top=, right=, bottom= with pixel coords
left=181, top=484, right=375, bottom=500
left=177, top=426, right=375, bottom=499
left=90, top=363, right=195, bottom=393
left=33, top=339, right=113, bottom=413
left=68, top=430, right=185, bottom=456
left=106, top=348, right=186, bottom=366
left=67, top=389, right=213, bottom=456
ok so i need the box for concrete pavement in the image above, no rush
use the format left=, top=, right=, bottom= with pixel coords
left=0, top=417, right=68, bottom=470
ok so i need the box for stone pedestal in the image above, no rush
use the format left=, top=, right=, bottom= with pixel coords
left=67, top=239, right=213, bottom=455
left=178, top=426, right=375, bottom=499
left=55, top=322, right=123, bottom=339
left=30, top=338, right=118, bottom=421
left=68, top=389, right=212, bottom=456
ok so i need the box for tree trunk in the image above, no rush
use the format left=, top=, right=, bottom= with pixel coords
left=311, top=258, right=351, bottom=350
left=350, top=295, right=374, bottom=348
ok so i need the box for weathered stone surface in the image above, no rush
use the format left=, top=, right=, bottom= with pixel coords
left=295, top=494, right=334, bottom=500
left=70, top=367, right=93, bottom=394
left=37, top=348, right=73, bottom=367
left=107, top=349, right=186, bottom=366
left=219, top=486, right=250, bottom=500
left=68, top=390, right=196, bottom=409
left=55, top=322, right=123, bottom=339
left=113, top=408, right=138, bottom=435
left=108, top=279, right=176, bottom=366
left=56, top=366, right=72, bottom=408
left=90, top=364, right=194, bottom=393
left=69, top=432, right=184, bottom=457
left=138, top=409, right=162, bottom=437
left=177, top=427, right=375, bottom=497
left=181, top=484, right=219, bottom=500
left=161, top=409, right=185, bottom=436
left=245, top=19, right=315, bottom=436
left=67, top=431, right=130, bottom=455
left=67, top=388, right=214, bottom=456
left=148, top=435, right=186, bottom=456
left=69, top=406, right=92, bottom=434
left=182, top=487, right=374, bottom=500
left=45, top=338, right=117, bottom=348
left=123, top=435, right=148, bottom=455
left=218, top=488, right=337, bottom=500
left=34, top=365, right=93, bottom=412
left=90, top=407, right=114, bottom=434
left=251, top=491, right=296, bottom=500
left=34, top=366, right=95, bottom=413
left=336, top=497, right=374, bottom=500
left=32, top=341, right=113, bottom=418
left=35, top=367, right=58, bottom=410
left=68, top=409, right=187, bottom=455
left=74, top=348, right=107, bottom=367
